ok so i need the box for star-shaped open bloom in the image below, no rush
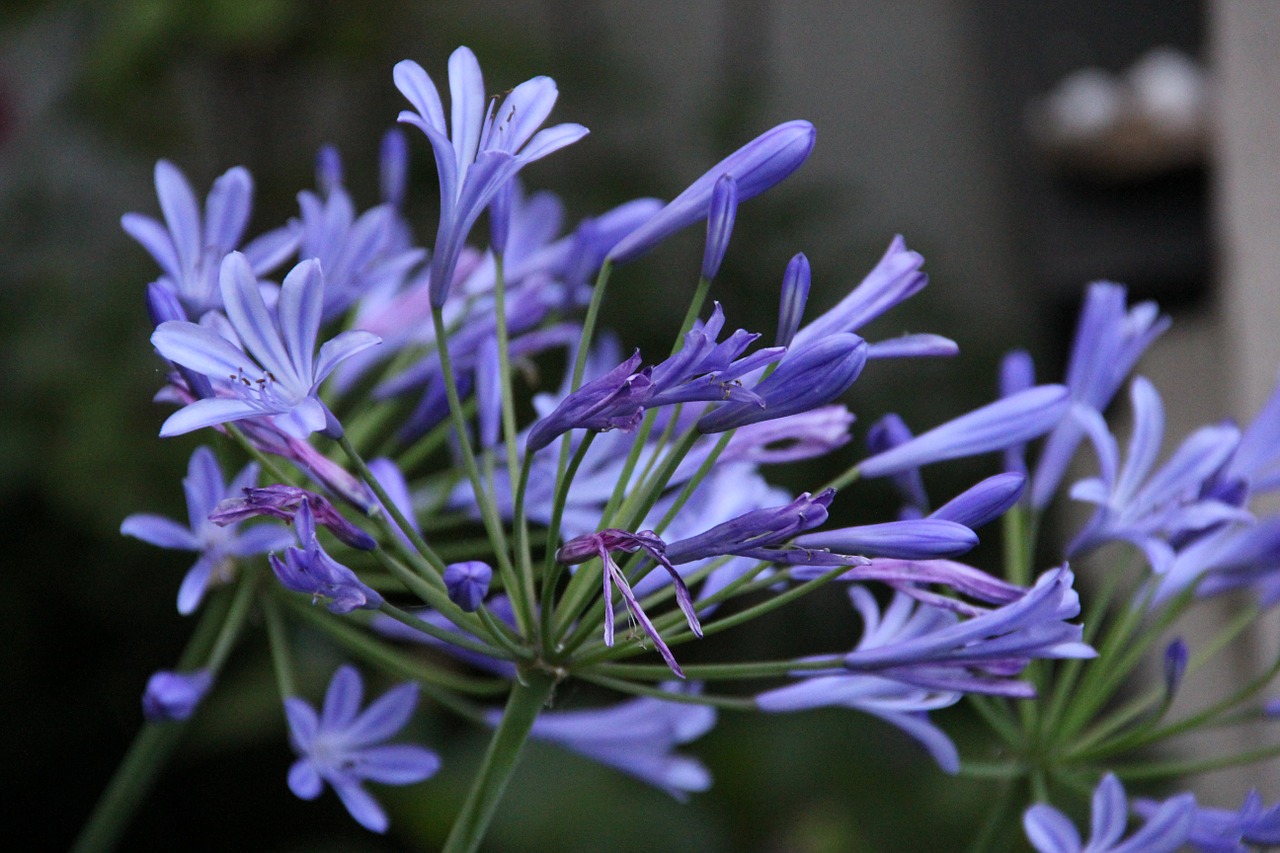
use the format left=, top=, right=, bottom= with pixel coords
left=394, top=47, right=589, bottom=306
left=285, top=665, right=440, bottom=833
left=151, top=252, right=381, bottom=439
left=1068, top=377, right=1246, bottom=575
left=121, top=446, right=292, bottom=614
left=122, top=160, right=298, bottom=315
left=1024, top=773, right=1196, bottom=853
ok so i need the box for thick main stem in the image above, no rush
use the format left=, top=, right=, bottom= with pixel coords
left=440, top=669, right=557, bottom=853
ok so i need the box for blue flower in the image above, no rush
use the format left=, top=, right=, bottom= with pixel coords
left=700, top=174, right=738, bottom=280
left=209, top=484, right=376, bottom=550
left=151, top=252, right=381, bottom=439
left=1031, top=282, right=1170, bottom=508
left=122, top=160, right=298, bottom=315
left=443, top=561, right=492, bottom=612
left=513, top=683, right=715, bottom=800
left=794, top=518, right=979, bottom=560
left=285, top=665, right=440, bottom=833
left=1069, top=377, right=1246, bottom=576
left=607, top=120, right=815, bottom=264
left=269, top=503, right=384, bottom=614
left=142, top=669, right=213, bottom=722
left=121, top=446, right=292, bottom=614
left=1024, top=773, right=1195, bottom=853
left=393, top=47, right=589, bottom=306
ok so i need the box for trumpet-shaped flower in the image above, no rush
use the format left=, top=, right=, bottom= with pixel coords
left=151, top=252, right=381, bottom=439
left=394, top=47, right=589, bottom=306
left=122, top=160, right=298, bottom=315
left=285, top=665, right=440, bottom=833
left=269, top=503, right=383, bottom=614
left=121, top=446, right=292, bottom=614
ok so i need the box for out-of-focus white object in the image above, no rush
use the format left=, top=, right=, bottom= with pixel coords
left=1027, top=46, right=1208, bottom=180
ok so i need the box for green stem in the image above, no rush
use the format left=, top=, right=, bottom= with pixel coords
left=72, top=578, right=257, bottom=853
left=441, top=669, right=557, bottom=853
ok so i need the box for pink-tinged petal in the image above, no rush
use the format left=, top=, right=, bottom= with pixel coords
left=277, top=259, right=323, bottom=381
left=354, top=744, right=440, bottom=784
left=344, top=682, right=418, bottom=747
left=176, top=555, right=214, bottom=615
left=1023, top=804, right=1083, bottom=853
left=121, top=213, right=180, bottom=280
left=447, top=46, right=486, bottom=173
left=120, top=514, right=199, bottom=550
left=219, top=253, right=296, bottom=385
left=314, top=330, right=381, bottom=386
left=154, top=160, right=201, bottom=272
left=331, top=781, right=388, bottom=834
left=516, top=122, right=590, bottom=164
left=159, top=398, right=266, bottom=437
left=392, top=60, right=446, bottom=136
left=321, top=665, right=364, bottom=730
left=183, top=445, right=225, bottom=524
left=287, top=760, right=322, bottom=800
left=203, top=166, right=252, bottom=249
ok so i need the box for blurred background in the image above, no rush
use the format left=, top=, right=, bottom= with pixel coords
left=3, top=0, right=1276, bottom=850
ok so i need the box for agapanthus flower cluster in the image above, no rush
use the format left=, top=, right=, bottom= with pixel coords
left=88, top=43, right=1280, bottom=853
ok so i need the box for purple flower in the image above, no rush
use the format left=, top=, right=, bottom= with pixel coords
left=857, top=385, right=1070, bottom=479
left=866, top=413, right=928, bottom=516
left=142, top=669, right=213, bottom=722
left=839, top=566, right=1094, bottom=696
left=794, top=518, right=979, bottom=560
left=1140, top=789, right=1280, bottom=850
left=556, top=529, right=702, bottom=677
left=393, top=47, right=588, bottom=306
left=789, top=235, right=927, bottom=350
left=152, top=253, right=381, bottom=439
left=1031, top=282, right=1171, bottom=508
left=513, top=683, right=715, bottom=800
left=696, top=333, right=868, bottom=433
left=1163, top=637, right=1188, bottom=698
left=1024, top=773, right=1195, bottom=853
left=700, top=174, right=738, bottom=280
left=443, top=561, right=492, bottom=612
left=647, top=304, right=784, bottom=408
left=1000, top=349, right=1036, bottom=475
left=285, top=665, right=440, bottom=833
left=526, top=351, right=654, bottom=453
left=775, top=253, right=811, bottom=348
left=122, top=160, right=298, bottom=315
left=121, top=446, right=292, bottom=614
left=756, top=585, right=964, bottom=772
left=210, top=484, right=376, bottom=550
left=1152, top=516, right=1280, bottom=604
left=1068, top=377, right=1246, bottom=575
left=665, top=489, right=861, bottom=567
left=930, top=472, right=1027, bottom=529
left=269, top=503, right=384, bottom=614
left=608, top=120, right=815, bottom=264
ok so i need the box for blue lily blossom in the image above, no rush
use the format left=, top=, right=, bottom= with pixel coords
left=393, top=47, right=589, bottom=307
left=1152, top=516, right=1280, bottom=604
left=1069, top=377, right=1246, bottom=575
left=122, top=160, right=299, bottom=315
left=1024, top=773, right=1196, bottom=853
left=121, top=446, right=292, bottom=614
left=269, top=503, right=384, bottom=614
left=756, top=585, right=965, bottom=772
left=775, top=252, right=811, bottom=348
left=209, top=484, right=376, bottom=550
left=1136, top=789, right=1280, bottom=851
left=930, top=472, right=1027, bottom=529
left=1031, top=282, right=1171, bottom=508
left=508, top=683, right=715, bottom=801
left=867, top=413, right=929, bottom=516
left=151, top=252, right=381, bottom=439
left=857, top=385, right=1070, bottom=479
left=608, top=120, right=816, bottom=264
left=142, top=669, right=213, bottom=722
left=999, top=348, right=1036, bottom=476
left=285, top=665, right=440, bottom=833
left=794, top=518, right=979, bottom=560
